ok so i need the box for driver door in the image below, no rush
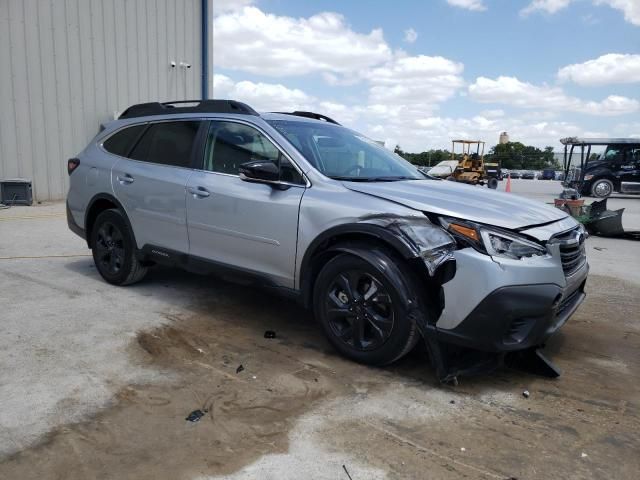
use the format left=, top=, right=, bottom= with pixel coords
left=185, top=120, right=307, bottom=288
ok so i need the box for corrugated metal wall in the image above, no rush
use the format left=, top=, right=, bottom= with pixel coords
left=0, top=0, right=203, bottom=201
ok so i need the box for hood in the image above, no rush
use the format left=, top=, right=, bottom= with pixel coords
left=343, top=179, right=567, bottom=230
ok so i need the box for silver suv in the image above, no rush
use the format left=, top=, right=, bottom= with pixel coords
left=67, top=100, right=588, bottom=381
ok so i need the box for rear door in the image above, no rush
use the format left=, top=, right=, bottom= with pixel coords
left=111, top=120, right=202, bottom=253
left=185, top=120, right=306, bottom=288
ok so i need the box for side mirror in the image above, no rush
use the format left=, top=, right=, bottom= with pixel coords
left=239, top=160, right=283, bottom=186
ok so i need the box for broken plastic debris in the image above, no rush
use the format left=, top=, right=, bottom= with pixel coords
left=523, top=390, right=530, bottom=398
left=450, top=400, right=455, bottom=404
left=252, top=375, right=257, bottom=379
left=460, top=447, right=466, bottom=452
left=264, top=330, right=276, bottom=339
left=236, top=365, right=244, bottom=374
left=196, top=347, right=205, bottom=354
left=185, top=409, right=205, bottom=422
left=581, top=452, right=588, bottom=458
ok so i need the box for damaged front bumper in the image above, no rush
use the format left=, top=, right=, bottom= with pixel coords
left=425, top=242, right=588, bottom=382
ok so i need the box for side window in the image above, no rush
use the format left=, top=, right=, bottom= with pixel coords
left=204, top=122, right=305, bottom=185
left=604, top=147, right=623, bottom=163
left=102, top=124, right=146, bottom=157
left=129, top=121, right=200, bottom=168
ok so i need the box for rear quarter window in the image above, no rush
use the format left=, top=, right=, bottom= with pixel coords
left=102, top=124, right=146, bottom=157
left=129, top=121, right=200, bottom=168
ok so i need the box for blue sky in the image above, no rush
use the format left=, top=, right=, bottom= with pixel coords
left=212, top=0, right=639, bottom=151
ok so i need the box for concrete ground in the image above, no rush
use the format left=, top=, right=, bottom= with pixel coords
left=0, top=181, right=638, bottom=479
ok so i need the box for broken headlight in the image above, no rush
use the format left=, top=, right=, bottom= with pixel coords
left=439, top=217, right=549, bottom=260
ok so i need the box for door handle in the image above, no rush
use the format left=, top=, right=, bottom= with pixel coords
left=188, top=186, right=210, bottom=198
left=117, top=174, right=134, bottom=185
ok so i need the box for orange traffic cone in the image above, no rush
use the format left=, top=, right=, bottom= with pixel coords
left=505, top=173, right=512, bottom=193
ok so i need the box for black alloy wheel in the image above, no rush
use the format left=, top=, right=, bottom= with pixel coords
left=325, top=270, right=395, bottom=351
left=313, top=251, right=421, bottom=366
left=91, top=209, right=148, bottom=286
left=95, top=221, right=125, bottom=276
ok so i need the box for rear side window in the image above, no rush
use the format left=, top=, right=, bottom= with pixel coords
left=102, top=124, right=146, bottom=157
left=129, top=121, right=200, bottom=168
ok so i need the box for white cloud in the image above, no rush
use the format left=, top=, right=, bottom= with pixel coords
left=468, top=76, right=639, bottom=115
left=213, top=74, right=315, bottom=112
left=212, top=7, right=392, bottom=77
left=446, top=0, right=487, bottom=11
left=558, top=53, right=640, bottom=85
left=521, top=0, right=572, bottom=16
left=594, top=0, right=640, bottom=26
left=404, top=28, right=418, bottom=43
left=521, top=0, right=640, bottom=25
left=212, top=0, right=254, bottom=16
left=367, top=55, right=465, bottom=108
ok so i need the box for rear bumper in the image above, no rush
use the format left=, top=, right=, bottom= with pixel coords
left=66, top=200, right=86, bottom=240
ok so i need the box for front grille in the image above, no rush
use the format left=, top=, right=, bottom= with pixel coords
left=552, top=228, right=587, bottom=276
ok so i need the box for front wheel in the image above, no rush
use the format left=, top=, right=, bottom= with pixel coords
left=91, top=209, right=148, bottom=286
left=313, top=251, right=420, bottom=366
left=590, top=178, right=614, bottom=198
left=487, top=177, right=498, bottom=189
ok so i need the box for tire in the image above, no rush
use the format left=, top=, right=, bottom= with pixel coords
left=313, top=250, right=421, bottom=366
left=590, top=178, right=614, bottom=198
left=487, top=177, right=498, bottom=189
left=446, top=176, right=456, bottom=182
left=90, top=209, right=148, bottom=286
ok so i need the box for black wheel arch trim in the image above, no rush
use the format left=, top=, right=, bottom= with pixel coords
left=300, top=223, right=420, bottom=307
left=299, top=222, right=455, bottom=310
left=84, top=193, right=137, bottom=249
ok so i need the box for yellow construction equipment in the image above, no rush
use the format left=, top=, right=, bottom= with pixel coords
left=447, top=140, right=499, bottom=189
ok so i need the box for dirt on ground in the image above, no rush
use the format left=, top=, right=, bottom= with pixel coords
left=1, top=272, right=639, bottom=480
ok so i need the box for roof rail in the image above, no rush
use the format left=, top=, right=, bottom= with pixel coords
left=274, top=111, right=341, bottom=125
left=118, top=99, right=259, bottom=119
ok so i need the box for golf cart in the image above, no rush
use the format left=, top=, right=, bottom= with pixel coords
left=562, top=137, right=640, bottom=198
left=438, top=140, right=500, bottom=189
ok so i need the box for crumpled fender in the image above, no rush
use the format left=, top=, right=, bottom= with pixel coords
left=299, top=215, right=457, bottom=308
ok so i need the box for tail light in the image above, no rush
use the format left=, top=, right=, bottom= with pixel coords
left=68, top=158, right=80, bottom=175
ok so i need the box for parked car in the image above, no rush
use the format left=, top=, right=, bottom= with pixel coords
left=508, top=171, right=521, bottom=179
left=67, top=100, right=588, bottom=381
left=539, top=169, right=555, bottom=180
left=521, top=171, right=536, bottom=179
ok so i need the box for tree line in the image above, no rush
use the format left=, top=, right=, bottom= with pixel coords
left=395, top=142, right=561, bottom=170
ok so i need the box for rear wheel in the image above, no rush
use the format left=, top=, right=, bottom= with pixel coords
left=591, top=178, right=613, bottom=198
left=313, top=251, right=420, bottom=366
left=91, top=209, right=147, bottom=286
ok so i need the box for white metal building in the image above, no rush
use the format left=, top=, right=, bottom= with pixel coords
left=0, top=0, right=212, bottom=201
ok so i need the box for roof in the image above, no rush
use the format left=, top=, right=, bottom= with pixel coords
left=451, top=140, right=485, bottom=144
left=560, top=137, right=640, bottom=146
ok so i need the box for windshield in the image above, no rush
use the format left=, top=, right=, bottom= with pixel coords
left=267, top=120, right=423, bottom=181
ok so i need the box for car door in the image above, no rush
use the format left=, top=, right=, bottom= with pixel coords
left=185, top=120, right=307, bottom=288
left=111, top=120, right=201, bottom=253
left=620, top=146, right=640, bottom=188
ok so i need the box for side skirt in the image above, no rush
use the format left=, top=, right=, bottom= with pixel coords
left=137, top=244, right=301, bottom=301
